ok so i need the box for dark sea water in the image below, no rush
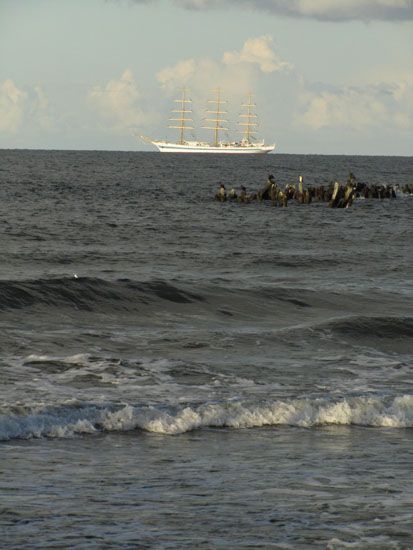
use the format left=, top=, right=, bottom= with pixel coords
left=0, top=150, right=412, bottom=549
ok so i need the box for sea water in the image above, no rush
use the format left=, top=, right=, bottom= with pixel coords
left=0, top=150, right=412, bottom=548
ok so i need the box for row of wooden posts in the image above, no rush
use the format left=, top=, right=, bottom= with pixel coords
left=215, top=174, right=410, bottom=208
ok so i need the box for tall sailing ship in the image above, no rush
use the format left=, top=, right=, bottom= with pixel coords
left=140, top=87, right=275, bottom=154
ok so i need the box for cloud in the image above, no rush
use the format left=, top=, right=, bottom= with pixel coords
left=0, top=79, right=53, bottom=134
left=297, top=79, right=413, bottom=130
left=222, top=35, right=292, bottom=73
left=126, top=0, right=413, bottom=22
left=156, top=59, right=197, bottom=93
left=157, top=35, right=291, bottom=99
left=157, top=57, right=254, bottom=104
left=89, top=69, right=155, bottom=130
left=0, top=80, right=27, bottom=133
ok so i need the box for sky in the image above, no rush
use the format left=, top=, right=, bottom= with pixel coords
left=0, top=0, right=412, bottom=154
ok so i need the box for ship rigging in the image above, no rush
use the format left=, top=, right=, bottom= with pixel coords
left=140, top=87, right=275, bottom=154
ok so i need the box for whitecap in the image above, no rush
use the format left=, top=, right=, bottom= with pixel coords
left=1, top=393, right=412, bottom=440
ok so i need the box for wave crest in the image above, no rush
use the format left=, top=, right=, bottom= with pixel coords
left=1, top=394, right=411, bottom=440
left=327, top=316, right=413, bottom=339
left=0, top=277, right=205, bottom=312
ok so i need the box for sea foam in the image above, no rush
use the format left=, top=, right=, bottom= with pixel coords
left=0, top=394, right=411, bottom=440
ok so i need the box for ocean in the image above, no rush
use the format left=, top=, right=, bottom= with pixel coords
left=0, top=150, right=412, bottom=549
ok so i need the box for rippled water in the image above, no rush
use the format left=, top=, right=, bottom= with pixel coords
left=1, top=150, right=412, bottom=548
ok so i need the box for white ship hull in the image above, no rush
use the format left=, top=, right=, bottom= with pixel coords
left=148, top=139, right=275, bottom=154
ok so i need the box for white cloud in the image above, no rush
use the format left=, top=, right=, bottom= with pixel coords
left=222, top=35, right=292, bottom=73
left=297, top=79, right=413, bottom=130
left=157, top=35, right=291, bottom=100
left=89, top=69, right=155, bottom=130
left=158, top=56, right=254, bottom=105
left=157, top=59, right=197, bottom=94
left=0, top=79, right=53, bottom=134
left=0, top=79, right=27, bottom=133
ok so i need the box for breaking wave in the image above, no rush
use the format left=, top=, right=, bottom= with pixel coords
left=1, top=394, right=411, bottom=441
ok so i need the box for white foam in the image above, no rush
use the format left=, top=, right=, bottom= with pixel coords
left=0, top=394, right=411, bottom=440
left=24, top=353, right=91, bottom=366
left=166, top=394, right=411, bottom=434
left=327, top=536, right=400, bottom=549
left=0, top=405, right=100, bottom=440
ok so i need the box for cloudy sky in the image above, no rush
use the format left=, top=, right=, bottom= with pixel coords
left=1, top=0, right=412, bottom=154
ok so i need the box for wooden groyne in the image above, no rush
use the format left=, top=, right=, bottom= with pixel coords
left=215, top=173, right=412, bottom=208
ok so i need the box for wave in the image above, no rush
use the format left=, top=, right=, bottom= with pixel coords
left=1, top=394, right=411, bottom=440
left=323, top=316, right=413, bottom=339
left=0, top=276, right=324, bottom=314
left=1, top=278, right=411, bottom=343
left=0, top=277, right=206, bottom=312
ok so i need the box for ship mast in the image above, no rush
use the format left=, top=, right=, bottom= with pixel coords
left=168, top=87, right=194, bottom=145
left=202, top=87, right=229, bottom=147
left=238, top=92, right=258, bottom=144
